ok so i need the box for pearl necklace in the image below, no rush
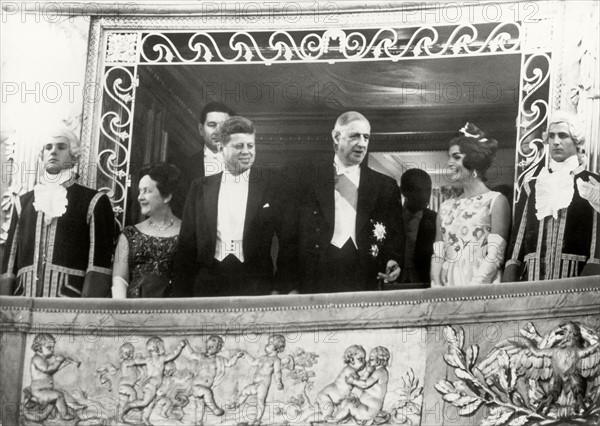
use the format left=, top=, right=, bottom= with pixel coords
left=148, top=218, right=174, bottom=231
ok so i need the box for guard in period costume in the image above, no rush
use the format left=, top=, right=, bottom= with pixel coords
left=0, top=126, right=116, bottom=297
left=504, top=112, right=600, bottom=282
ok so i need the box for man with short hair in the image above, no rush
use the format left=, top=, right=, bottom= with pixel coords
left=174, top=116, right=285, bottom=297
left=0, top=125, right=116, bottom=297
left=399, top=168, right=436, bottom=287
left=504, top=111, right=600, bottom=281
left=181, top=101, right=235, bottom=182
left=290, top=111, right=404, bottom=293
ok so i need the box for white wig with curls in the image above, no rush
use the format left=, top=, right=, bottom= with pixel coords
left=545, top=111, right=586, bottom=146
left=37, top=124, right=81, bottom=161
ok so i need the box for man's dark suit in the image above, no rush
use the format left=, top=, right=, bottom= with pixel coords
left=411, top=208, right=437, bottom=287
left=291, top=163, right=404, bottom=293
left=173, top=166, right=284, bottom=297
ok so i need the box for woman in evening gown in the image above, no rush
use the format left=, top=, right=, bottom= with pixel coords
left=430, top=123, right=511, bottom=286
left=112, top=163, right=183, bottom=298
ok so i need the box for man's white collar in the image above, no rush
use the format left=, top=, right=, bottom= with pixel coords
left=549, top=155, right=579, bottom=173
left=334, top=155, right=360, bottom=175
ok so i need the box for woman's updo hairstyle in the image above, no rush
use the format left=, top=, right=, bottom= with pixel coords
left=137, top=162, right=183, bottom=200
left=449, top=122, right=499, bottom=181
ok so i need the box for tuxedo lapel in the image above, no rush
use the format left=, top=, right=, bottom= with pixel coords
left=315, top=164, right=335, bottom=226
left=356, top=167, right=378, bottom=234
left=203, top=174, right=220, bottom=248
left=243, top=167, right=266, bottom=241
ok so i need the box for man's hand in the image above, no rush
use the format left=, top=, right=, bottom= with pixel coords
left=377, top=260, right=400, bottom=283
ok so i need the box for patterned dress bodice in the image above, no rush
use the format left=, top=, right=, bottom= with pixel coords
left=437, top=191, right=502, bottom=285
left=123, top=226, right=178, bottom=298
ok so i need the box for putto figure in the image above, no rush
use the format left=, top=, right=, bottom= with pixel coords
left=315, top=344, right=367, bottom=419
left=504, top=111, right=600, bottom=281
left=25, top=333, right=81, bottom=422
left=1, top=124, right=116, bottom=297
left=329, top=346, right=391, bottom=424
left=184, top=335, right=243, bottom=425
left=122, top=337, right=186, bottom=425
left=231, top=334, right=286, bottom=425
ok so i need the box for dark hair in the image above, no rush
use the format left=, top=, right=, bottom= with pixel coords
left=199, top=101, right=235, bottom=125
left=216, top=116, right=255, bottom=145
left=137, top=162, right=182, bottom=199
left=449, top=122, right=498, bottom=181
left=401, top=169, right=432, bottom=193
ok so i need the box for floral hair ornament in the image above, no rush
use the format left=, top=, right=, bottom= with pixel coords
left=459, top=123, right=488, bottom=142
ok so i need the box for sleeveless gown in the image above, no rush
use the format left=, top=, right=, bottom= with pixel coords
left=437, top=191, right=502, bottom=285
left=122, top=226, right=178, bottom=298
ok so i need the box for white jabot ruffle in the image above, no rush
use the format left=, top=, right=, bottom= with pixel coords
left=33, top=170, right=74, bottom=225
left=535, top=156, right=579, bottom=220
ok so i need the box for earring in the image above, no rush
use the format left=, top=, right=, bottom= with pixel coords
left=472, top=170, right=478, bottom=179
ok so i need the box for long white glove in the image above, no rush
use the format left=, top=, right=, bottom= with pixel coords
left=577, top=176, right=600, bottom=214
left=111, top=276, right=128, bottom=299
left=471, top=234, right=507, bottom=284
left=430, top=241, right=446, bottom=287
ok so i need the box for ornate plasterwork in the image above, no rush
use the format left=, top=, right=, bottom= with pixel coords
left=437, top=321, right=600, bottom=425
left=105, top=32, right=139, bottom=63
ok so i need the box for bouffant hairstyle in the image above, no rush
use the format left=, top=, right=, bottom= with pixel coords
left=32, top=333, right=55, bottom=353
left=216, top=116, right=255, bottom=146
left=199, top=101, right=235, bottom=125
left=268, top=334, right=286, bottom=352
left=137, top=162, right=182, bottom=199
left=449, top=122, right=498, bottom=181
left=343, top=345, right=366, bottom=365
left=370, top=346, right=391, bottom=367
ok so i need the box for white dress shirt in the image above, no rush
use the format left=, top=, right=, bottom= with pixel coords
left=331, top=156, right=360, bottom=249
left=204, top=146, right=224, bottom=176
left=215, top=169, right=250, bottom=262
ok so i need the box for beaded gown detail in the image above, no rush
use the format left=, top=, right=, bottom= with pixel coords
left=122, top=226, right=178, bottom=298
left=437, top=191, right=502, bottom=285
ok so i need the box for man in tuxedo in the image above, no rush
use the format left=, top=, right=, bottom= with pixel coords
left=173, top=116, right=284, bottom=297
left=290, top=111, right=404, bottom=293
left=399, top=168, right=436, bottom=287
left=180, top=101, right=235, bottom=184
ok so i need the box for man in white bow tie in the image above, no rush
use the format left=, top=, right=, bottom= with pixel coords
left=174, top=116, right=289, bottom=297
left=504, top=111, right=600, bottom=282
left=0, top=125, right=116, bottom=297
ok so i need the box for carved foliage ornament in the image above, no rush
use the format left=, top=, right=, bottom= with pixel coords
left=436, top=322, right=600, bottom=425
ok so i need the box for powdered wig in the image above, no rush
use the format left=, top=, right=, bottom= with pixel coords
left=544, top=111, right=586, bottom=147
left=449, top=122, right=498, bottom=181
left=38, top=124, right=81, bottom=161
